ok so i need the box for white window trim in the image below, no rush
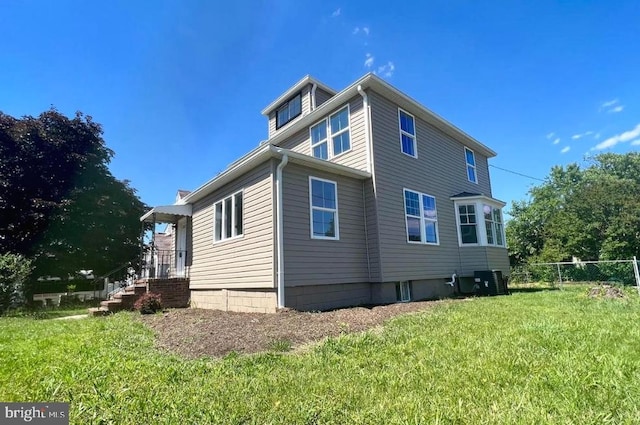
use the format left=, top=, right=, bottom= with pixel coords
left=398, top=108, right=418, bottom=159
left=309, top=105, right=352, bottom=160
left=483, top=204, right=505, bottom=247
left=464, top=147, right=478, bottom=184
left=403, top=188, right=439, bottom=246
left=213, top=190, right=244, bottom=244
left=453, top=199, right=506, bottom=247
left=309, top=176, right=340, bottom=240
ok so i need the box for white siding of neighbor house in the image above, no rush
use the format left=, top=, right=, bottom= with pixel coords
left=281, top=163, right=370, bottom=286
left=189, top=161, right=274, bottom=289
left=274, top=94, right=368, bottom=171
left=368, top=90, right=509, bottom=281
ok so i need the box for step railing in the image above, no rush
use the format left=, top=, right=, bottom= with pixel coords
left=140, top=249, right=189, bottom=279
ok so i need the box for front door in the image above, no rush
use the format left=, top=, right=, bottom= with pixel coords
left=176, top=218, right=187, bottom=277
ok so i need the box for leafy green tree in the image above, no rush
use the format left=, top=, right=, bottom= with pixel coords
left=0, top=108, right=146, bottom=280
left=507, top=152, right=640, bottom=265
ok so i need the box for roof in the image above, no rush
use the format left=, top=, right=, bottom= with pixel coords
left=177, top=189, right=191, bottom=198
left=261, top=75, right=337, bottom=116
left=449, top=192, right=506, bottom=207
left=266, top=73, right=497, bottom=158
left=179, top=145, right=371, bottom=204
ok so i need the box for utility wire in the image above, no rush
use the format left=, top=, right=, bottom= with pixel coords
left=489, top=164, right=545, bottom=182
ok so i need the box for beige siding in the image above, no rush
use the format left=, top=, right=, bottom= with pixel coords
left=189, top=161, right=274, bottom=289
left=275, top=95, right=368, bottom=171
left=315, top=87, right=333, bottom=107
left=267, top=85, right=313, bottom=139
left=282, top=163, right=370, bottom=286
left=364, top=178, right=381, bottom=281
left=369, top=91, right=506, bottom=281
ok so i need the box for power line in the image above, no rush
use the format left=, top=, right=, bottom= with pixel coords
left=489, top=164, right=545, bottom=182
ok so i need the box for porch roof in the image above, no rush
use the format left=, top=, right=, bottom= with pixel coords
left=140, top=204, right=192, bottom=223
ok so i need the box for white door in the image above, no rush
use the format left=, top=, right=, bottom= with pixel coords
left=176, top=218, right=187, bottom=277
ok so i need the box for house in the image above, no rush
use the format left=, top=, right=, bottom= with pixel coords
left=140, top=73, right=509, bottom=313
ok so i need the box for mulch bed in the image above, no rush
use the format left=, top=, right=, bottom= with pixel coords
left=138, top=299, right=456, bottom=359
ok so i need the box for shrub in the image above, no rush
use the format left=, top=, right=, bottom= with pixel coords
left=134, top=292, right=162, bottom=314
left=0, top=254, right=33, bottom=314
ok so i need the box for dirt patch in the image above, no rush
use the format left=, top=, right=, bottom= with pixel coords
left=138, top=299, right=456, bottom=359
left=588, top=284, right=626, bottom=299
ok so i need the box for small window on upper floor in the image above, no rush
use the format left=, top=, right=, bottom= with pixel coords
left=465, top=147, right=477, bottom=184
left=398, top=108, right=417, bottom=158
left=276, top=93, right=302, bottom=129
left=310, top=106, right=351, bottom=160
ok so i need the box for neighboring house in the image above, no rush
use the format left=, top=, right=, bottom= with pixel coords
left=141, top=73, right=509, bottom=313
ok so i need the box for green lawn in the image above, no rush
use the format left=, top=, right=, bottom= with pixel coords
left=1, top=286, right=639, bottom=424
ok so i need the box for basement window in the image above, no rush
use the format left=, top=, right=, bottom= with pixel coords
left=396, top=281, right=412, bottom=302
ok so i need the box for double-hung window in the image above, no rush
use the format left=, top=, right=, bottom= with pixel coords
left=310, top=106, right=351, bottom=160
left=404, top=189, right=439, bottom=244
left=465, top=147, right=477, bottom=183
left=276, top=93, right=302, bottom=129
left=398, top=108, right=417, bottom=157
left=452, top=196, right=506, bottom=247
left=457, top=204, right=478, bottom=244
left=214, top=191, right=243, bottom=242
left=484, top=205, right=504, bottom=246
left=309, top=177, right=339, bottom=239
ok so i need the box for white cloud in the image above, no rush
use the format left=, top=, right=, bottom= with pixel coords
left=553, top=138, right=560, bottom=145
left=546, top=132, right=555, bottom=139
left=561, top=146, right=570, bottom=154
left=631, top=139, right=640, bottom=146
left=600, top=98, right=624, bottom=113
left=352, top=26, right=359, bottom=34
left=571, top=130, right=594, bottom=140
left=591, top=123, right=640, bottom=151
left=375, top=61, right=395, bottom=77
left=364, top=53, right=374, bottom=68
left=331, top=8, right=341, bottom=17
left=363, top=26, right=370, bottom=35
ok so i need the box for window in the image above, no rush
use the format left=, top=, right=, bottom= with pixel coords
left=465, top=147, right=477, bottom=183
left=484, top=205, right=504, bottom=246
left=396, top=281, right=411, bottom=302
left=398, top=108, right=417, bottom=157
left=404, top=189, right=439, bottom=244
left=457, top=204, right=478, bottom=244
left=213, top=191, right=243, bottom=242
left=310, top=106, right=351, bottom=160
left=276, top=93, right=302, bottom=129
left=309, top=177, right=339, bottom=239
left=453, top=197, right=506, bottom=247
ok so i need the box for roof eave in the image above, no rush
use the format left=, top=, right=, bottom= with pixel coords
left=261, top=75, right=337, bottom=116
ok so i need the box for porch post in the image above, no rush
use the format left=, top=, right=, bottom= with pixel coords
left=150, top=213, right=156, bottom=278
left=138, top=221, right=145, bottom=279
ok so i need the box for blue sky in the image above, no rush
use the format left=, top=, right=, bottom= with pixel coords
left=2, top=0, right=639, bottom=214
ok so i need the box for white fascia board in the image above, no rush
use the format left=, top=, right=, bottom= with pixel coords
left=261, top=75, right=337, bottom=116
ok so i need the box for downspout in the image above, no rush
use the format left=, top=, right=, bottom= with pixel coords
left=275, top=151, right=289, bottom=309
left=310, top=83, right=318, bottom=111
left=357, top=85, right=372, bottom=174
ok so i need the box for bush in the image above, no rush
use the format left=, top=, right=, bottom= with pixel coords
left=134, top=292, right=162, bottom=314
left=0, top=254, right=33, bottom=314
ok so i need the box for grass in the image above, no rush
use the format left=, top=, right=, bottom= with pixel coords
left=1, top=285, right=639, bottom=424
left=4, top=305, right=92, bottom=319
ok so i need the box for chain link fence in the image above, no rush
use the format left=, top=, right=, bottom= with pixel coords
left=510, top=257, right=640, bottom=293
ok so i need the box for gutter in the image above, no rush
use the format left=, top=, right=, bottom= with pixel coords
left=357, top=85, right=372, bottom=174
left=274, top=149, right=289, bottom=309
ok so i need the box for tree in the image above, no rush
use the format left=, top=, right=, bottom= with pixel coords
left=0, top=253, right=32, bottom=314
left=0, top=108, right=146, bottom=279
left=506, top=152, right=640, bottom=265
